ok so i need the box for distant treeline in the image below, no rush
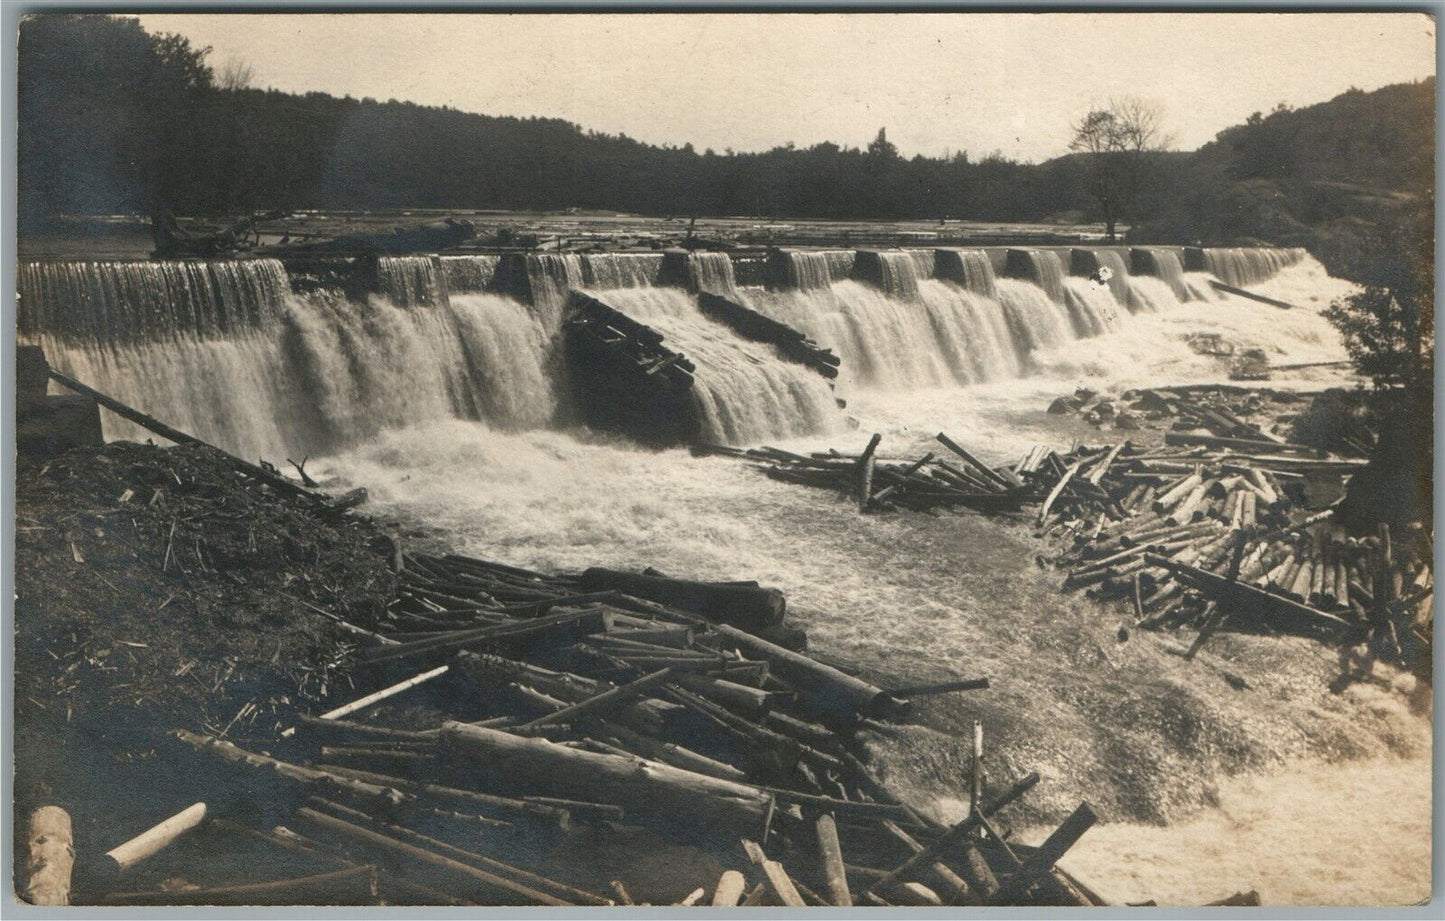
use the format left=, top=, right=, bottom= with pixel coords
left=17, top=14, right=1435, bottom=243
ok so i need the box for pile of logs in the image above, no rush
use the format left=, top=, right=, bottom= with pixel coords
left=564, top=293, right=700, bottom=444
left=1026, top=431, right=1429, bottom=664
left=694, top=433, right=1032, bottom=514
left=696, top=292, right=841, bottom=379
left=700, top=403, right=1428, bottom=664
left=42, top=549, right=1127, bottom=907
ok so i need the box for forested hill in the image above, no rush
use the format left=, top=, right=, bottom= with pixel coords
left=1136, top=78, right=1434, bottom=245
left=16, top=13, right=1435, bottom=242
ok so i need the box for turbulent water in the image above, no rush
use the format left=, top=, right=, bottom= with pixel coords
left=18, top=247, right=1429, bottom=904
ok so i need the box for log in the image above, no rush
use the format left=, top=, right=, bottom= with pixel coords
left=859, top=453, right=877, bottom=513
left=706, top=623, right=899, bottom=721
left=815, top=814, right=852, bottom=906
left=988, top=803, right=1098, bottom=904
left=102, top=802, right=207, bottom=875
left=309, top=797, right=610, bottom=905
left=1209, top=280, right=1298, bottom=310
left=292, top=807, right=569, bottom=906
left=102, top=866, right=378, bottom=906
left=517, top=667, right=674, bottom=731
left=48, top=370, right=324, bottom=505
left=578, top=567, right=785, bottom=630
left=1038, top=461, right=1082, bottom=525
left=936, top=433, right=1012, bottom=490
left=866, top=772, right=1040, bottom=896
left=282, top=665, right=450, bottom=737
left=173, top=730, right=408, bottom=811
left=23, top=806, right=73, bottom=906
left=881, top=819, right=971, bottom=904
left=440, top=721, right=775, bottom=838
left=958, top=845, right=1000, bottom=901
left=891, top=677, right=990, bottom=697
left=364, top=607, right=606, bottom=664
left=711, top=870, right=749, bottom=906
left=760, top=859, right=807, bottom=907
left=314, top=763, right=595, bottom=824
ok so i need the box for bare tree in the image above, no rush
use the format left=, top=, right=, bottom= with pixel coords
left=1069, top=97, right=1172, bottom=242
left=216, top=56, right=256, bottom=91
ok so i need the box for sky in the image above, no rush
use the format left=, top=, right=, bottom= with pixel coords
left=138, top=12, right=1436, bottom=163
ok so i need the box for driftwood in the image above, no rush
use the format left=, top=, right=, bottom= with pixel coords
left=48, top=369, right=326, bottom=505
left=440, top=721, right=776, bottom=838
left=23, top=806, right=73, bottom=906
left=814, top=814, right=852, bottom=906
left=103, top=866, right=378, bottom=906
left=292, top=807, right=571, bottom=906
left=579, top=567, right=785, bottom=630
left=102, top=802, right=208, bottom=875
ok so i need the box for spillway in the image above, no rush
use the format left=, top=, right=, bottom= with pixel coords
left=18, top=242, right=1314, bottom=459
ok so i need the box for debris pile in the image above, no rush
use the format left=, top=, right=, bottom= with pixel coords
left=16, top=377, right=1122, bottom=907
left=704, top=387, right=1430, bottom=670
left=695, top=433, right=1032, bottom=514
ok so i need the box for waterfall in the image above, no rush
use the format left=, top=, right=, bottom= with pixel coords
left=588, top=288, right=841, bottom=445
left=376, top=255, right=450, bottom=309
left=1064, top=277, right=1124, bottom=338
left=1203, top=248, right=1306, bottom=287
left=1005, top=249, right=1067, bottom=303
left=441, top=254, right=501, bottom=293
left=18, top=258, right=290, bottom=342
left=995, top=278, right=1074, bottom=358
left=856, top=250, right=927, bottom=300
left=773, top=250, right=857, bottom=289
left=1070, top=248, right=1132, bottom=307
left=521, top=253, right=584, bottom=329
left=33, top=291, right=554, bottom=460
left=936, top=249, right=998, bottom=299
left=578, top=253, right=665, bottom=290
left=1131, top=248, right=1190, bottom=301
left=688, top=252, right=738, bottom=295
left=1126, top=276, right=1184, bottom=313
left=743, top=279, right=1026, bottom=389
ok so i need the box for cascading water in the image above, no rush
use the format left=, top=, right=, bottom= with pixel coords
left=742, top=279, right=1024, bottom=389
left=1133, top=248, right=1190, bottom=302
left=1006, top=249, right=1067, bottom=303
left=1063, top=276, right=1124, bottom=337
left=774, top=249, right=857, bottom=289
left=440, top=254, right=501, bottom=293
left=936, top=248, right=999, bottom=299
left=376, top=255, right=450, bottom=309
left=521, top=253, right=584, bottom=330
left=687, top=252, right=738, bottom=295
left=584, top=287, right=842, bottom=444
left=18, top=258, right=290, bottom=341
left=578, top=253, right=665, bottom=290
left=995, top=277, right=1075, bottom=357
left=856, top=250, right=928, bottom=301
left=1203, top=247, right=1306, bottom=287
left=21, top=258, right=554, bottom=459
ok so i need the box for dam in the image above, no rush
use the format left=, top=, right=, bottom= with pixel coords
left=18, top=244, right=1305, bottom=459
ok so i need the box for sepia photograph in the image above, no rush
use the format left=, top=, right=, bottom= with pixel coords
left=7, top=5, right=1438, bottom=912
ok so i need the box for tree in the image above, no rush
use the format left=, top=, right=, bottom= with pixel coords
left=1068, top=97, right=1171, bottom=241
left=216, top=56, right=256, bottom=91
left=1321, top=194, right=1434, bottom=389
